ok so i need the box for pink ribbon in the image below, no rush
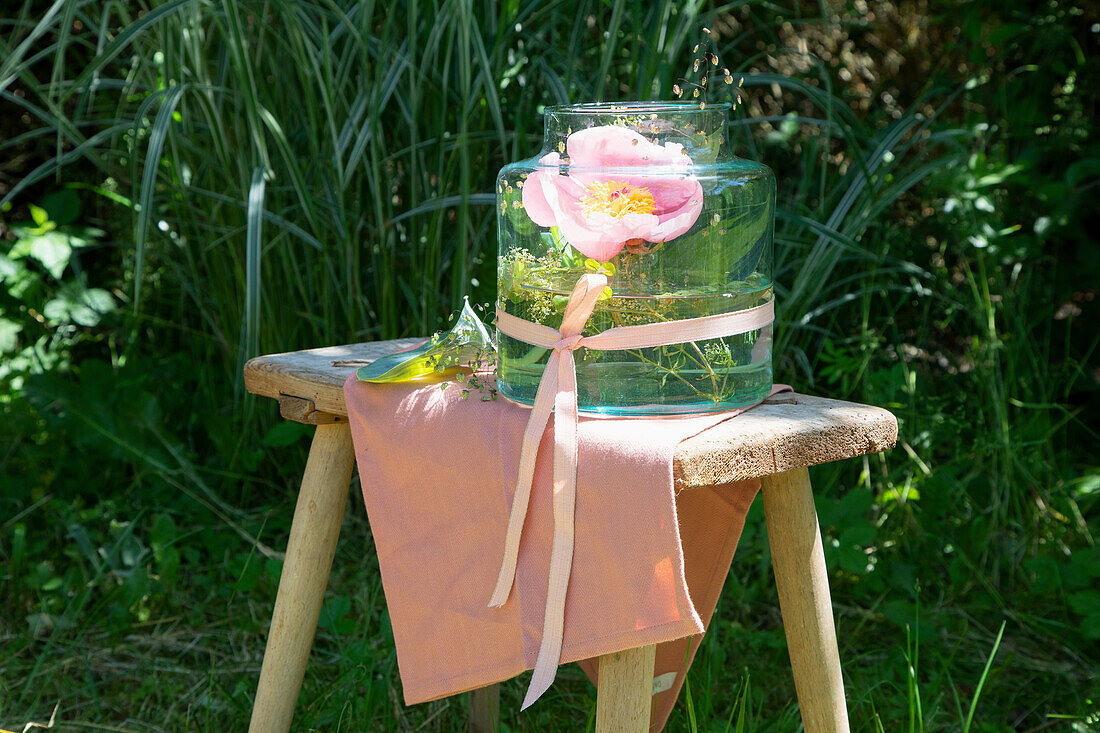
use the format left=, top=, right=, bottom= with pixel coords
left=489, top=273, right=775, bottom=709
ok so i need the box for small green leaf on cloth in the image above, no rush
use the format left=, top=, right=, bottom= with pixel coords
left=357, top=297, right=493, bottom=383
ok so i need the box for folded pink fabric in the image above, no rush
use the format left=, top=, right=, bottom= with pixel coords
left=344, top=372, right=787, bottom=731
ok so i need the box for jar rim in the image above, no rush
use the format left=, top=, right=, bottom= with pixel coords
left=543, top=101, right=731, bottom=115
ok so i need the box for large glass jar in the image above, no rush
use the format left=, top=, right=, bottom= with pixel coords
left=495, top=101, right=774, bottom=415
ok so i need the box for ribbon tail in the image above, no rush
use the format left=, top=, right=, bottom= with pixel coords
left=488, top=353, right=560, bottom=608
left=521, top=349, right=579, bottom=709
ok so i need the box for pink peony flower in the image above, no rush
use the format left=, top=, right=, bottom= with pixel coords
left=521, top=125, right=704, bottom=261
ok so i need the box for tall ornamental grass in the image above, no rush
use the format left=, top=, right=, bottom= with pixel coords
left=3, top=0, right=961, bottom=373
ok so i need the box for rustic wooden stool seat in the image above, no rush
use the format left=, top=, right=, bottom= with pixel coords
left=243, top=340, right=898, bottom=733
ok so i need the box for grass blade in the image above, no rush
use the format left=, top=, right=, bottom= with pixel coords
left=963, top=620, right=1007, bottom=733
left=133, top=83, right=185, bottom=311
left=243, top=166, right=266, bottom=365
left=0, top=0, right=66, bottom=90
left=64, top=0, right=192, bottom=101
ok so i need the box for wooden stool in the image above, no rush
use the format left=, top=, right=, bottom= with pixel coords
left=243, top=341, right=897, bottom=733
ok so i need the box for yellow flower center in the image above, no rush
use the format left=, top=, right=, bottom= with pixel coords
left=579, top=180, right=657, bottom=219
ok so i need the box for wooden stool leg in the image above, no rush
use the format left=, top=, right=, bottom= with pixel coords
left=595, top=644, right=656, bottom=733
left=469, top=683, right=501, bottom=732
left=249, top=422, right=356, bottom=733
left=761, top=467, right=850, bottom=733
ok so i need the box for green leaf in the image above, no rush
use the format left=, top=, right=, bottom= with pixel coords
left=0, top=255, right=19, bottom=282
left=1024, top=555, right=1060, bottom=594
left=1068, top=590, right=1100, bottom=617
left=81, top=288, right=116, bottom=314
left=584, top=258, right=615, bottom=275
left=232, top=552, right=261, bottom=592
left=0, top=318, right=21, bottom=353
left=42, top=298, right=69, bottom=322
left=839, top=543, right=870, bottom=575
left=882, top=599, right=917, bottom=628
left=25, top=231, right=72, bottom=279
left=150, top=514, right=180, bottom=585
left=839, top=525, right=876, bottom=547
left=69, top=303, right=100, bottom=327
left=1062, top=550, right=1100, bottom=589
left=887, top=562, right=917, bottom=594
left=262, top=421, right=312, bottom=447
left=42, top=285, right=115, bottom=326
left=29, top=204, right=50, bottom=228
left=357, top=298, right=493, bottom=383
left=1082, top=612, right=1100, bottom=640
left=41, top=189, right=80, bottom=226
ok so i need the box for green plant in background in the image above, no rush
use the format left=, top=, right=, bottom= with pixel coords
left=0, top=0, right=1096, bottom=730
left=0, top=191, right=115, bottom=385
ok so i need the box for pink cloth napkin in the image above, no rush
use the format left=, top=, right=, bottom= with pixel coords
left=344, top=372, right=787, bottom=731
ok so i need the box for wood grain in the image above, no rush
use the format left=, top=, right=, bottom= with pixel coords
left=244, top=342, right=898, bottom=485
left=277, top=395, right=342, bottom=424
left=595, top=644, right=656, bottom=733
left=674, top=392, right=897, bottom=488
left=244, top=339, right=424, bottom=417
left=248, top=423, right=357, bottom=733
left=761, top=467, right=851, bottom=733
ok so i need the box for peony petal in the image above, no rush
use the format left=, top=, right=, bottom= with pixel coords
left=647, top=186, right=704, bottom=242
left=603, top=175, right=697, bottom=221
left=566, top=126, right=691, bottom=169
left=569, top=239, right=628, bottom=262
left=519, top=126, right=706, bottom=257
left=585, top=211, right=660, bottom=244
left=649, top=206, right=701, bottom=241
left=535, top=151, right=563, bottom=167
left=520, top=153, right=564, bottom=227
left=521, top=170, right=559, bottom=227
left=606, top=174, right=703, bottom=242
left=555, top=206, right=657, bottom=261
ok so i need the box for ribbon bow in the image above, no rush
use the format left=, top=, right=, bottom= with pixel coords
left=488, top=274, right=607, bottom=708
left=491, top=273, right=775, bottom=709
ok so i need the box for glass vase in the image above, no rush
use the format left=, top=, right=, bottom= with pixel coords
left=495, top=101, right=775, bottom=415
